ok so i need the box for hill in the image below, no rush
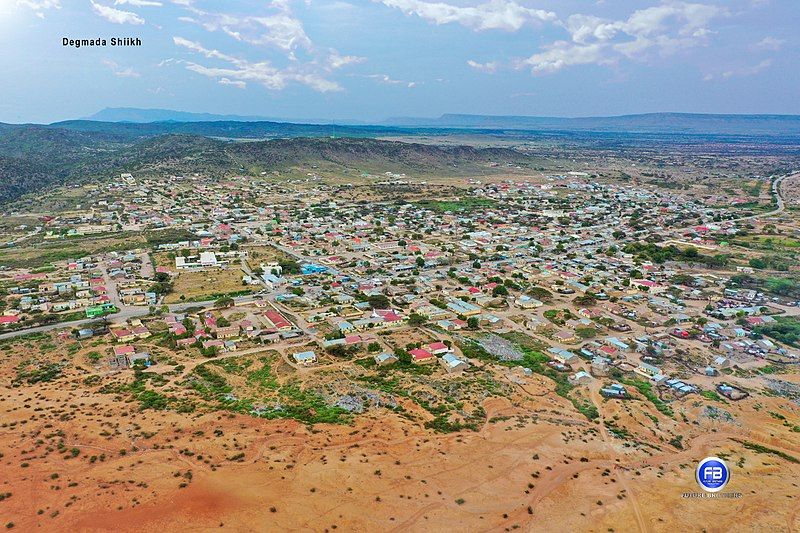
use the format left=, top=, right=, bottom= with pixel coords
left=2, top=111, right=800, bottom=203
left=48, top=119, right=406, bottom=142
left=101, top=135, right=525, bottom=177
left=0, top=155, right=55, bottom=203
left=0, top=127, right=525, bottom=203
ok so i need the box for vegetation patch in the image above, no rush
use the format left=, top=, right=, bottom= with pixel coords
left=621, top=378, right=674, bottom=418
left=755, top=316, right=800, bottom=348
left=734, top=439, right=799, bottom=464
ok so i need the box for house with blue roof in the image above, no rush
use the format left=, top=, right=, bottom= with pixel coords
left=375, top=352, right=398, bottom=366
left=440, top=353, right=469, bottom=374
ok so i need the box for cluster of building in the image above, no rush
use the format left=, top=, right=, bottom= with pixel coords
left=3, top=171, right=795, bottom=410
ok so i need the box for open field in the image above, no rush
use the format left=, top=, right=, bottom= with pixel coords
left=1, top=334, right=798, bottom=532
left=164, top=267, right=250, bottom=304
left=0, top=229, right=194, bottom=270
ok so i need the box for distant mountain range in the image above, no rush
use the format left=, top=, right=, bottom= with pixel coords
left=385, top=112, right=800, bottom=136
left=86, top=107, right=274, bottom=123
left=80, top=108, right=800, bottom=136
left=86, top=107, right=367, bottom=125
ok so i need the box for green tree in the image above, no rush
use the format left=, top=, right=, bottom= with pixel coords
left=408, top=313, right=426, bottom=326
left=492, top=285, right=509, bottom=297
left=215, top=297, right=234, bottom=308
left=367, top=294, right=390, bottom=309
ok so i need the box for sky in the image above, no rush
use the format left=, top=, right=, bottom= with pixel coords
left=0, top=0, right=797, bottom=123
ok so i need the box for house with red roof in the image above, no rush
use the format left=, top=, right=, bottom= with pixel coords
left=111, top=328, right=136, bottom=342
left=0, top=315, right=21, bottom=325
left=113, top=345, right=135, bottom=357
left=202, top=339, right=225, bottom=350
left=426, top=341, right=451, bottom=355
left=264, top=310, right=292, bottom=330
left=599, top=345, right=618, bottom=357
left=374, top=309, right=403, bottom=323
left=132, top=326, right=151, bottom=338
left=344, top=334, right=364, bottom=346
left=409, top=348, right=435, bottom=364
left=578, top=308, right=603, bottom=319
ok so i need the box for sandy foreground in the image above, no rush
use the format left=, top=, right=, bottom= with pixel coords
left=1, top=376, right=799, bottom=533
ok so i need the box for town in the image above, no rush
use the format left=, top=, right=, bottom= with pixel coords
left=4, top=0, right=800, bottom=528
left=2, top=168, right=799, bottom=414
left=1, top=163, right=799, bottom=530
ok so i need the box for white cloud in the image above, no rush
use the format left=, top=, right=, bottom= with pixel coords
left=377, top=0, right=724, bottom=75
left=17, top=0, right=61, bottom=7
left=466, top=59, right=498, bottom=73
left=704, top=59, right=773, bottom=81
left=180, top=1, right=312, bottom=54
left=327, top=52, right=366, bottom=70
left=517, top=2, right=724, bottom=73
left=173, top=36, right=342, bottom=92
left=169, top=0, right=365, bottom=93
left=323, top=1, right=357, bottom=10
left=218, top=77, right=246, bottom=89
left=173, top=36, right=237, bottom=62
left=365, top=73, right=418, bottom=87
left=16, top=0, right=61, bottom=18
left=723, top=59, right=773, bottom=78
left=565, top=3, right=722, bottom=47
left=102, top=58, right=141, bottom=77
left=90, top=1, right=145, bottom=24
left=114, top=0, right=162, bottom=6
left=753, top=36, right=784, bottom=51
left=168, top=0, right=367, bottom=95
left=516, top=41, right=610, bottom=73
left=378, top=0, right=556, bottom=32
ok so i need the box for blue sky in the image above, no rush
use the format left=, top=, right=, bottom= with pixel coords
left=0, top=0, right=797, bottom=123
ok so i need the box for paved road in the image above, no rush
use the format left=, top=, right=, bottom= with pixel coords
left=668, top=172, right=794, bottom=238
left=0, top=293, right=266, bottom=341
left=740, top=172, right=791, bottom=220
left=5, top=226, right=42, bottom=246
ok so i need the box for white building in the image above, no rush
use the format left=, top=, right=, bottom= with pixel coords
left=293, top=350, right=317, bottom=366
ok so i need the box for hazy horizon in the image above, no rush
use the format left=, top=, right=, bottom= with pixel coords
left=2, top=107, right=799, bottom=127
